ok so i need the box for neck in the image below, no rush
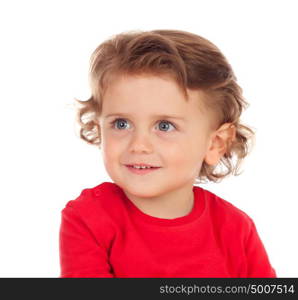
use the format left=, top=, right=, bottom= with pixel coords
left=123, top=182, right=195, bottom=219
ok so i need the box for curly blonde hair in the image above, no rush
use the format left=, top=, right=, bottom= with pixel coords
left=74, top=29, right=255, bottom=183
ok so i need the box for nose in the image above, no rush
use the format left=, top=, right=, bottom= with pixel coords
left=128, top=130, right=154, bottom=154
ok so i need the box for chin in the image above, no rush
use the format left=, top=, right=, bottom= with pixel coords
left=120, top=180, right=162, bottom=198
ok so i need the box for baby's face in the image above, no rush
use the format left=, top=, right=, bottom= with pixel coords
left=99, top=74, right=215, bottom=198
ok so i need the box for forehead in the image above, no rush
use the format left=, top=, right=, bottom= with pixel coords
left=101, top=74, right=207, bottom=117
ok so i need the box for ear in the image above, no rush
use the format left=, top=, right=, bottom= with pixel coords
left=204, top=123, right=236, bottom=166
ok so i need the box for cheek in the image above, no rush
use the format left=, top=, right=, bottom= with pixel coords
left=162, top=138, right=192, bottom=163
left=163, top=137, right=206, bottom=166
left=101, top=134, right=123, bottom=162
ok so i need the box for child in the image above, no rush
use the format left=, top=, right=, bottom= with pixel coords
left=59, top=29, right=276, bottom=278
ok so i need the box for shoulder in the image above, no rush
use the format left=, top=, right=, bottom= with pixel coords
left=198, top=186, right=254, bottom=236
left=65, top=181, right=123, bottom=208
left=62, top=181, right=125, bottom=230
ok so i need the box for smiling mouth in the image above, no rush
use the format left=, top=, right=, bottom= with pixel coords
left=125, top=165, right=161, bottom=175
left=126, top=165, right=160, bottom=169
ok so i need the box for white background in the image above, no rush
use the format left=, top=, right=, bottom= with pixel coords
left=0, top=0, right=297, bottom=277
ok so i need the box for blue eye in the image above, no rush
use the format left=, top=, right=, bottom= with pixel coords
left=112, top=118, right=129, bottom=130
left=158, top=120, right=175, bottom=132
left=110, top=118, right=176, bottom=132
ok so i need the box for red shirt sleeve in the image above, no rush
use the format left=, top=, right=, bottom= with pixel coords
left=59, top=203, right=114, bottom=278
left=245, top=220, right=276, bottom=277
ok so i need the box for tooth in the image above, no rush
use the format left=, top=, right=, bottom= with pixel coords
left=132, top=165, right=152, bottom=169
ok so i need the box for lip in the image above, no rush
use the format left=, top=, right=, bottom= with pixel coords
left=125, top=163, right=160, bottom=167
left=124, top=165, right=161, bottom=175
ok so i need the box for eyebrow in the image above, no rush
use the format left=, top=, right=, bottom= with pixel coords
left=103, top=113, right=186, bottom=121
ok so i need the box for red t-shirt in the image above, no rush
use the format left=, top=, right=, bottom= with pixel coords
left=59, top=182, right=276, bottom=278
